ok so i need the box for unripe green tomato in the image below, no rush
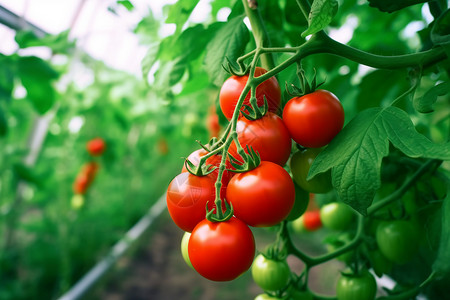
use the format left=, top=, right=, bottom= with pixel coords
left=251, top=254, right=290, bottom=291
left=320, top=202, right=355, bottom=230
left=291, top=215, right=306, bottom=233
left=181, top=232, right=194, bottom=269
left=336, top=270, right=377, bottom=300
left=285, top=182, right=309, bottom=221
left=290, top=148, right=332, bottom=194
left=376, top=220, right=420, bottom=265
left=254, top=294, right=282, bottom=300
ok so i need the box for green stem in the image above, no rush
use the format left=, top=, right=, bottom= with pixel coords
left=242, top=0, right=275, bottom=70
left=367, top=160, right=440, bottom=216
left=320, top=33, right=447, bottom=69
left=295, top=0, right=312, bottom=20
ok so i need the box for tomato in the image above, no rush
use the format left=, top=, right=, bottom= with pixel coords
left=73, top=162, right=99, bottom=194
left=320, top=202, right=355, bottom=230
left=86, top=137, right=106, bottom=156
left=166, top=172, right=218, bottom=232
left=226, top=161, right=295, bottom=227
left=290, top=148, right=332, bottom=194
left=181, top=232, right=194, bottom=269
left=336, top=270, right=377, bottom=300
left=188, top=217, right=255, bottom=281
left=73, top=174, right=89, bottom=194
left=283, top=90, right=344, bottom=148
left=251, top=254, right=290, bottom=291
left=228, top=112, right=292, bottom=166
left=70, top=194, right=85, bottom=209
left=285, top=182, right=309, bottom=221
left=157, top=138, right=169, bottom=155
left=219, top=67, right=281, bottom=120
left=375, top=220, right=420, bottom=264
left=302, top=210, right=322, bottom=231
left=368, top=249, right=392, bottom=277
left=254, top=294, right=282, bottom=300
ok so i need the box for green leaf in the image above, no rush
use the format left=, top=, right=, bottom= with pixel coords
left=308, top=107, right=450, bottom=215
left=166, top=0, right=200, bottom=31
left=17, top=56, right=58, bottom=114
left=141, top=42, right=160, bottom=79
left=204, top=16, right=249, bottom=87
left=367, top=0, right=426, bottom=13
left=431, top=9, right=450, bottom=57
left=0, top=54, right=14, bottom=102
left=301, top=0, right=338, bottom=38
left=433, top=185, right=450, bottom=279
left=15, top=30, right=75, bottom=53
left=117, top=0, right=134, bottom=11
left=414, top=82, right=450, bottom=113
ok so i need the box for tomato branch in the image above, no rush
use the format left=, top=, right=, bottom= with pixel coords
left=295, top=0, right=312, bottom=20
left=367, top=159, right=441, bottom=216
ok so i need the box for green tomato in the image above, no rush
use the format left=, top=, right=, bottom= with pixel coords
left=290, top=148, right=332, bottom=194
left=320, top=202, right=355, bottom=230
left=254, top=294, right=282, bottom=300
left=291, top=215, right=306, bottom=233
left=368, top=249, right=392, bottom=277
left=181, top=232, right=194, bottom=269
left=252, top=254, right=291, bottom=291
left=336, top=270, right=377, bottom=300
left=376, top=220, right=419, bottom=265
left=286, top=182, right=309, bottom=221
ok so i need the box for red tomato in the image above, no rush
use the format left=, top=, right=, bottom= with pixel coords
left=86, top=138, right=106, bottom=156
left=73, top=174, right=89, bottom=194
left=228, top=112, right=292, bottom=166
left=219, top=67, right=281, bottom=120
left=157, top=138, right=169, bottom=155
left=166, top=172, right=219, bottom=232
left=283, top=90, right=344, bottom=148
left=73, top=162, right=99, bottom=194
left=303, top=210, right=322, bottom=231
left=226, top=161, right=295, bottom=227
left=188, top=217, right=255, bottom=281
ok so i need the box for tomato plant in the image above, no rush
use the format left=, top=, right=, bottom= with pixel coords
left=86, top=137, right=106, bottom=156
left=376, top=220, right=420, bottom=265
left=290, top=148, right=332, bottom=194
left=336, top=270, right=377, bottom=300
left=219, top=67, right=281, bottom=120
left=188, top=217, right=255, bottom=281
left=251, top=254, right=290, bottom=291
left=228, top=112, right=292, bottom=166
left=320, top=202, right=355, bottom=230
left=226, top=161, right=295, bottom=227
left=283, top=90, right=344, bottom=148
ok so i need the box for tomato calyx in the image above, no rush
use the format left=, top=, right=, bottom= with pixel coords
left=285, top=67, right=324, bottom=97
left=241, top=95, right=269, bottom=121
left=184, top=157, right=217, bottom=176
left=228, top=145, right=261, bottom=173
left=222, top=56, right=251, bottom=76
left=205, top=198, right=234, bottom=222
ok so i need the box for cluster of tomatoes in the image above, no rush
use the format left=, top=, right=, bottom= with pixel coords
left=166, top=66, right=346, bottom=286
left=71, top=138, right=106, bottom=208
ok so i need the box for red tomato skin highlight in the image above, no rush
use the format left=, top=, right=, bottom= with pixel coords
left=219, top=67, right=281, bottom=120
left=283, top=90, right=344, bottom=148
left=188, top=217, right=255, bottom=281
left=226, top=161, right=295, bottom=227
left=166, top=172, right=217, bottom=232
left=228, top=112, right=292, bottom=166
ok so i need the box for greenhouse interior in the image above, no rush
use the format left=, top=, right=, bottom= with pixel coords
left=0, top=0, right=449, bottom=299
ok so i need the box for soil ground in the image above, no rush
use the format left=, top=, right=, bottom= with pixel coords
left=88, top=211, right=343, bottom=300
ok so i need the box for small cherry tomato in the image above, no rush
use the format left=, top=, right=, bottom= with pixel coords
left=320, top=202, right=355, bottom=230
left=226, top=161, right=295, bottom=227
left=302, top=210, right=322, bottom=231
left=219, top=67, right=281, bottom=120
left=375, top=220, right=420, bottom=264
left=290, top=148, right=332, bottom=194
left=228, top=112, right=292, bottom=166
left=251, top=254, right=290, bottom=291
left=188, top=217, right=255, bottom=281
left=336, top=270, right=377, bottom=300
left=86, top=137, right=106, bottom=156
left=283, top=90, right=344, bottom=148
